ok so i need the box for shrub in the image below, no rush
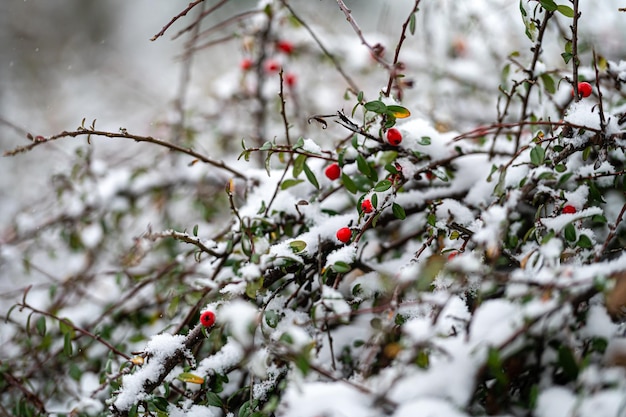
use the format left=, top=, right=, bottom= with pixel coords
left=2, top=1, right=626, bottom=416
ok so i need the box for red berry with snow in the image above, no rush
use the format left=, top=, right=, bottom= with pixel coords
left=386, top=128, right=403, bottom=146
left=361, top=199, right=373, bottom=214
left=572, top=82, right=592, bottom=98
left=277, top=40, right=294, bottom=55
left=264, top=59, right=281, bottom=73
left=562, top=205, right=576, bottom=214
left=240, top=58, right=253, bottom=71
left=447, top=251, right=459, bottom=261
left=200, top=311, right=216, bottom=328
left=285, top=72, right=297, bottom=87
left=325, top=163, right=341, bottom=180
left=336, top=227, right=352, bottom=243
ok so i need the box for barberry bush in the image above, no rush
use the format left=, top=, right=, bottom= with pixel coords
left=2, top=1, right=626, bottom=416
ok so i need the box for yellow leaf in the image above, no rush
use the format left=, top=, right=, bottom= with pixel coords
left=387, top=105, right=411, bottom=119
left=177, top=372, right=205, bottom=384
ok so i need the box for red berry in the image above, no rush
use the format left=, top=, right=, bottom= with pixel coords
left=572, top=82, right=592, bottom=98
left=325, top=163, right=341, bottom=180
left=562, top=205, right=576, bottom=214
left=336, top=227, right=352, bottom=243
left=425, top=171, right=435, bottom=181
left=264, top=59, right=281, bottom=73
left=386, top=128, right=403, bottom=146
left=361, top=199, right=374, bottom=214
left=277, top=40, right=294, bottom=55
left=447, top=251, right=459, bottom=261
left=200, top=311, right=215, bottom=328
left=240, top=58, right=253, bottom=71
left=285, top=72, right=297, bottom=87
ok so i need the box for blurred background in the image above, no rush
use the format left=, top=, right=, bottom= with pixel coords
left=0, top=0, right=404, bottom=225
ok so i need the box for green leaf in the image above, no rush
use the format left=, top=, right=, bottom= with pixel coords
left=530, top=145, right=545, bottom=166
left=540, top=73, right=556, bottom=94
left=555, top=164, right=566, bottom=173
left=577, top=234, right=593, bottom=249
left=373, top=180, right=392, bottom=192
left=265, top=310, right=279, bottom=329
left=152, top=397, right=170, bottom=412
left=409, top=13, right=416, bottom=35
left=392, top=203, right=406, bottom=220
left=303, top=163, right=319, bottom=189
left=59, top=318, right=74, bottom=336
left=418, top=136, right=431, bottom=146
left=280, top=179, right=305, bottom=190
left=363, top=100, right=387, bottom=114
left=292, top=154, right=306, bottom=178
left=260, top=141, right=273, bottom=151
left=167, top=295, right=180, bottom=318
left=35, top=316, right=46, bottom=337
left=341, top=173, right=358, bottom=194
left=561, top=52, right=573, bottom=64
left=332, top=261, right=352, bottom=273
left=293, top=136, right=305, bottom=150
left=192, top=224, right=199, bottom=236
left=564, top=223, right=577, bottom=242
left=539, top=0, right=557, bottom=12
left=289, top=240, right=307, bottom=253
left=558, top=345, right=579, bottom=380
left=206, top=392, right=223, bottom=408
left=63, top=333, right=73, bottom=357
left=356, top=154, right=372, bottom=177
left=557, top=4, right=574, bottom=17
left=295, top=355, right=311, bottom=376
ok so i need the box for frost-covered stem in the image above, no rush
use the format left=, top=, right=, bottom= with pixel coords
left=592, top=50, right=606, bottom=130
left=335, top=0, right=391, bottom=69
left=173, top=2, right=205, bottom=144
left=5, top=128, right=247, bottom=180
left=252, top=11, right=273, bottom=161
left=144, top=230, right=223, bottom=257
left=264, top=72, right=295, bottom=216
left=595, top=202, right=626, bottom=262
left=3, top=368, right=47, bottom=414
left=112, top=325, right=207, bottom=417
left=571, top=0, right=581, bottom=100
left=514, top=9, right=553, bottom=153
left=383, top=0, right=421, bottom=98
left=279, top=0, right=360, bottom=95
left=16, top=299, right=131, bottom=360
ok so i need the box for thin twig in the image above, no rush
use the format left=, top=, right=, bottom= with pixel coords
left=384, top=0, right=421, bottom=98
left=335, top=0, right=391, bottom=69
left=279, top=0, right=360, bottom=95
left=151, top=0, right=206, bottom=41
left=4, top=128, right=247, bottom=179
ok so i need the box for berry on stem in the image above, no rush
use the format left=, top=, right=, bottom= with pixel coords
left=200, top=311, right=216, bottom=328
left=277, top=40, right=294, bottom=55
left=386, top=128, right=403, bottom=146
left=361, top=199, right=373, bottom=214
left=562, top=205, right=576, bottom=214
left=240, top=58, right=253, bottom=71
left=325, top=163, right=341, bottom=180
left=336, top=227, right=352, bottom=243
left=264, top=59, right=281, bottom=73
left=447, top=251, right=459, bottom=261
left=572, top=82, right=592, bottom=98
left=285, top=72, right=297, bottom=87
